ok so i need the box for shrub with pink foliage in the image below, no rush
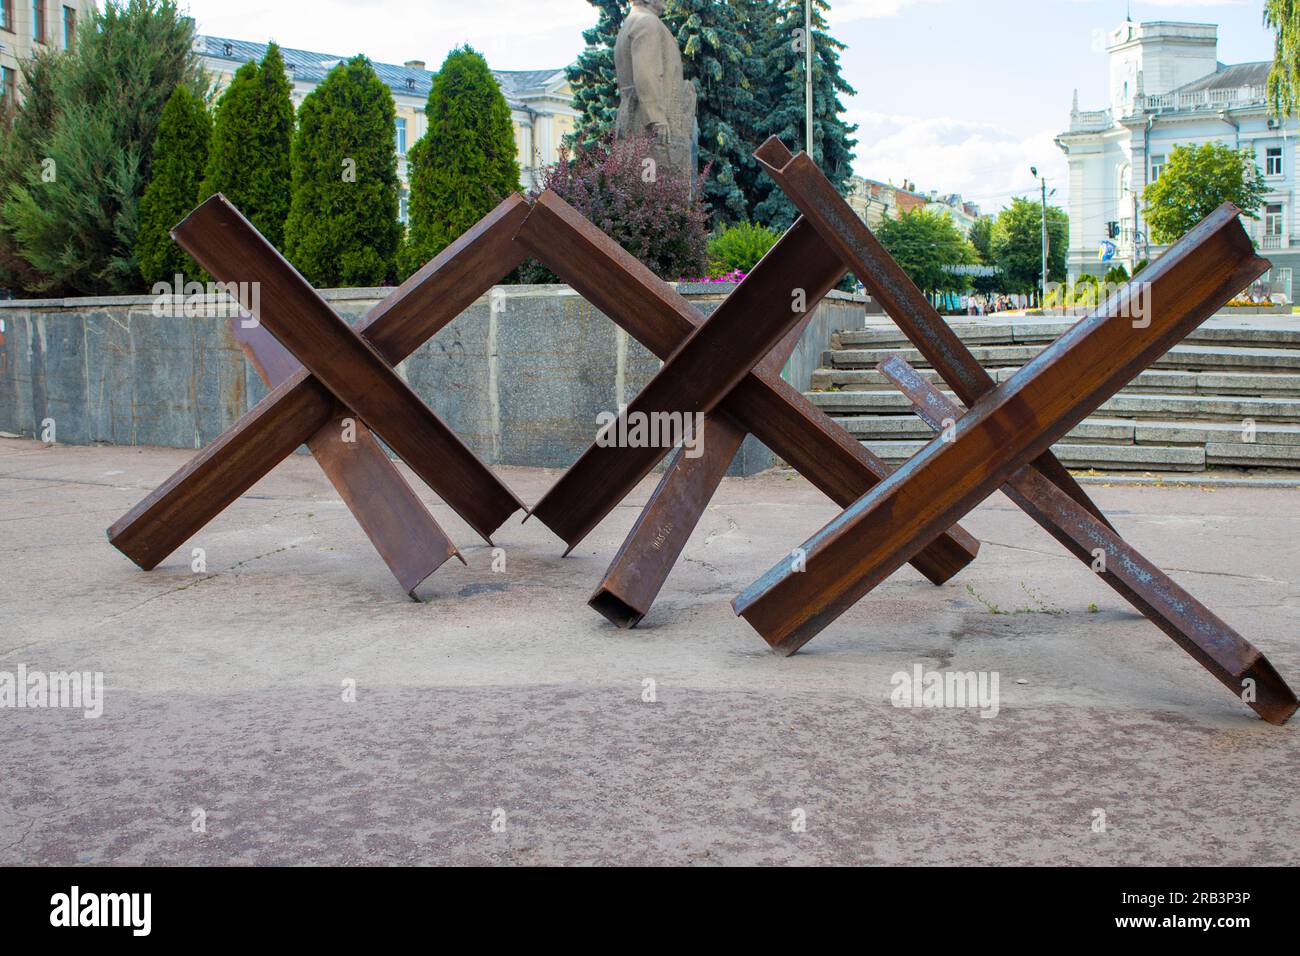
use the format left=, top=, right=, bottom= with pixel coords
left=513, top=135, right=710, bottom=284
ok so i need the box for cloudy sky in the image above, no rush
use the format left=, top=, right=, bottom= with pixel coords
left=179, top=0, right=1276, bottom=213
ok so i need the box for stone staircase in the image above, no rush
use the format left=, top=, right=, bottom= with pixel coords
left=806, top=316, right=1300, bottom=473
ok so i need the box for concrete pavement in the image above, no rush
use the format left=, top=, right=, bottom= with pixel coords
left=1, top=438, right=1298, bottom=865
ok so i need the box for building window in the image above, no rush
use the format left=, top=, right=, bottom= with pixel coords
left=61, top=4, right=73, bottom=49
left=398, top=189, right=410, bottom=225
left=32, top=0, right=45, bottom=43
left=1, top=0, right=12, bottom=33
left=1267, top=146, right=1284, bottom=178
left=1, top=66, right=15, bottom=103
left=1150, top=155, right=1165, bottom=182
left=1266, top=204, right=1284, bottom=237
left=395, top=118, right=407, bottom=156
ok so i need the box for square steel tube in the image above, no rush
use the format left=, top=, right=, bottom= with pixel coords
left=733, top=203, right=1269, bottom=656
left=108, top=195, right=531, bottom=569
left=516, top=191, right=980, bottom=586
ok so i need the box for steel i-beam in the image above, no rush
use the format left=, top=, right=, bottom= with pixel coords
left=232, top=320, right=464, bottom=598
left=588, top=315, right=813, bottom=628
left=878, top=354, right=1297, bottom=725
left=734, top=203, right=1269, bottom=657
left=515, top=191, right=980, bottom=586
left=753, top=136, right=1113, bottom=532
left=108, top=194, right=531, bottom=570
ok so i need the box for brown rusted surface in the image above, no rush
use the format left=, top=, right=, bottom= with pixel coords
left=517, top=190, right=980, bottom=586
left=753, top=136, right=1113, bottom=533
left=734, top=203, right=1269, bottom=660
left=108, top=194, right=530, bottom=569
left=589, top=317, right=813, bottom=628
left=232, top=321, right=463, bottom=599
left=879, top=354, right=1297, bottom=726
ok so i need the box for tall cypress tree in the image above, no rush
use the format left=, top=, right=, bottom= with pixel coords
left=137, top=85, right=211, bottom=284
left=284, top=56, right=401, bottom=287
left=752, top=0, right=857, bottom=228
left=399, top=46, right=520, bottom=277
left=199, top=42, right=294, bottom=251
left=567, top=0, right=627, bottom=142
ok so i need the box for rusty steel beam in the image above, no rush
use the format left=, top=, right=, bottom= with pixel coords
left=528, top=207, right=843, bottom=549
left=879, top=355, right=1297, bottom=725
left=516, top=190, right=980, bottom=586
left=753, top=136, right=1113, bottom=533
left=589, top=317, right=812, bottom=628
left=172, top=196, right=527, bottom=544
left=232, top=321, right=464, bottom=599
left=734, top=202, right=1270, bottom=658
left=109, top=194, right=531, bottom=569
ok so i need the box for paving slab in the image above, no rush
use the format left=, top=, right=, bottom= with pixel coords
left=1, top=438, right=1298, bottom=866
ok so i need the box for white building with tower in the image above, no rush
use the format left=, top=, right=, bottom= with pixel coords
left=1056, top=19, right=1297, bottom=297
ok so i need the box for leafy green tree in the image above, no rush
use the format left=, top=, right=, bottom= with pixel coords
left=1142, top=142, right=1266, bottom=244
left=707, top=221, right=779, bottom=275
left=137, top=85, right=211, bottom=284
left=966, top=214, right=999, bottom=295
left=199, top=42, right=294, bottom=251
left=400, top=46, right=520, bottom=277
left=0, top=0, right=207, bottom=295
left=567, top=0, right=627, bottom=142
left=750, top=0, right=857, bottom=228
left=876, top=208, right=977, bottom=298
left=991, top=197, right=1068, bottom=295
left=284, top=56, right=401, bottom=287
left=1267, top=0, right=1300, bottom=115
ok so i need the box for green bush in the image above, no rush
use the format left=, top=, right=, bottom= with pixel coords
left=137, top=85, right=211, bottom=285
left=1103, top=264, right=1130, bottom=286
left=400, top=46, right=520, bottom=278
left=707, top=222, right=780, bottom=275
left=284, top=56, right=401, bottom=287
left=0, top=0, right=207, bottom=295
left=199, top=42, right=294, bottom=251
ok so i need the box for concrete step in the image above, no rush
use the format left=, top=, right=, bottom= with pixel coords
left=811, top=365, right=1300, bottom=396
left=836, top=319, right=1300, bottom=350
left=836, top=415, right=1137, bottom=444
left=863, top=439, right=1207, bottom=472
left=826, top=342, right=1300, bottom=373
left=808, top=389, right=1300, bottom=422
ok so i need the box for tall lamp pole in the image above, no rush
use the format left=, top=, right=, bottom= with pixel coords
left=1031, top=165, right=1050, bottom=305
left=805, top=0, right=814, bottom=162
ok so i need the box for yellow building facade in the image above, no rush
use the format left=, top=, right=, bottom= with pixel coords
left=0, top=0, right=96, bottom=100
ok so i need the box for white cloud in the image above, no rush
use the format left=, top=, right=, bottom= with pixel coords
left=180, top=0, right=592, bottom=70
left=849, top=109, right=1069, bottom=213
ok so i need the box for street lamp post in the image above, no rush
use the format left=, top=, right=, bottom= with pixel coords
left=1030, top=166, right=1054, bottom=306
left=805, top=0, right=814, bottom=162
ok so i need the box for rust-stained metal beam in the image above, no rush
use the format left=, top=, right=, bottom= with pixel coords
left=753, top=136, right=1113, bottom=533
left=517, top=190, right=980, bottom=586
left=589, top=317, right=812, bottom=628
left=173, top=196, right=527, bottom=544
left=108, top=194, right=531, bottom=569
left=879, top=354, right=1297, bottom=726
left=232, top=320, right=464, bottom=599
left=734, top=203, right=1270, bottom=659
left=528, top=206, right=842, bottom=549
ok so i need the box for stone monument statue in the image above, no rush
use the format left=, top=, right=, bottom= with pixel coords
left=614, top=0, right=698, bottom=187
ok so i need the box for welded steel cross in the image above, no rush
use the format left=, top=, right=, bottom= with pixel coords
left=108, top=194, right=534, bottom=595
left=511, top=192, right=983, bottom=625
left=732, top=138, right=1298, bottom=726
